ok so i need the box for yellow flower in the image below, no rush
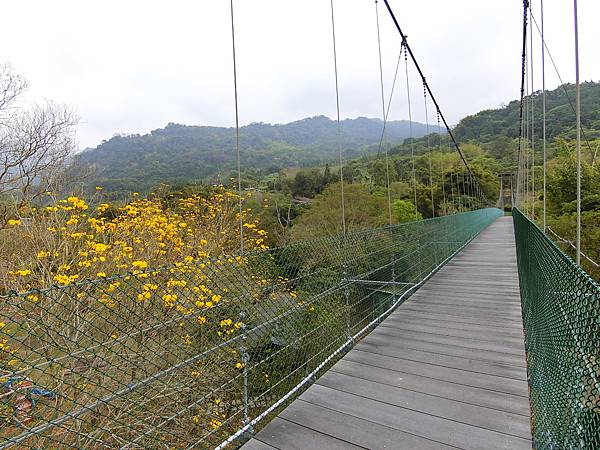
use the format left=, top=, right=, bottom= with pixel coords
left=132, top=260, right=148, bottom=270
left=97, top=203, right=110, bottom=213
left=66, top=196, right=88, bottom=210
left=95, top=186, right=103, bottom=191
left=97, top=272, right=107, bottom=278
left=197, top=316, right=207, bottom=324
left=14, top=269, right=32, bottom=277
left=54, top=274, right=78, bottom=285
left=162, top=293, right=177, bottom=307
left=235, top=362, right=245, bottom=369
left=7, top=219, right=20, bottom=226
left=37, top=250, right=50, bottom=258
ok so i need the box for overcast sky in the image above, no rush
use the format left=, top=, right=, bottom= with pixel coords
left=2, top=0, right=598, bottom=149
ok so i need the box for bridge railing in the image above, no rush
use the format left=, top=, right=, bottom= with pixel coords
left=0, top=208, right=501, bottom=449
left=513, top=208, right=600, bottom=449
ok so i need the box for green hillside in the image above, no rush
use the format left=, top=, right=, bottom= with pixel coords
left=77, top=116, right=442, bottom=194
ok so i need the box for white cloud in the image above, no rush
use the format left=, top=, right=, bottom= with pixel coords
left=2, top=0, right=597, bottom=149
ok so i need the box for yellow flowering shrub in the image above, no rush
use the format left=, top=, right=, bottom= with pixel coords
left=1, top=188, right=268, bottom=293
left=0, top=188, right=296, bottom=445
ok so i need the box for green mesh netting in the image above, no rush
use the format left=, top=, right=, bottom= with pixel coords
left=513, top=208, right=600, bottom=449
left=0, top=208, right=501, bottom=449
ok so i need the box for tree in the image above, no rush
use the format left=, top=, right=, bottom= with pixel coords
left=0, top=63, right=79, bottom=227
left=393, top=199, right=421, bottom=223
left=291, top=183, right=389, bottom=241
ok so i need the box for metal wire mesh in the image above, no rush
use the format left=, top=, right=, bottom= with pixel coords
left=513, top=208, right=600, bottom=449
left=0, top=208, right=501, bottom=449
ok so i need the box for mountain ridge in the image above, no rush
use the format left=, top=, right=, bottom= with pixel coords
left=77, top=115, right=443, bottom=193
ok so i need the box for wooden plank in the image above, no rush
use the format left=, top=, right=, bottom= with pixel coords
left=242, top=217, right=531, bottom=450
left=387, top=310, right=525, bottom=331
left=379, top=321, right=525, bottom=346
left=343, top=349, right=529, bottom=397
left=300, top=384, right=531, bottom=450
left=367, top=328, right=527, bottom=360
left=315, top=371, right=532, bottom=438
left=280, top=399, right=455, bottom=450
left=380, top=317, right=525, bottom=339
left=356, top=338, right=528, bottom=379
left=398, top=304, right=523, bottom=320
left=330, top=359, right=531, bottom=415
left=242, top=439, right=280, bottom=450
left=253, top=417, right=364, bottom=450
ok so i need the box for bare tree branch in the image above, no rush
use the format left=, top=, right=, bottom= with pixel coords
left=0, top=63, right=79, bottom=227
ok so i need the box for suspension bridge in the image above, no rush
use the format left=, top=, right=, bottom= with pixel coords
left=0, top=1, right=598, bottom=449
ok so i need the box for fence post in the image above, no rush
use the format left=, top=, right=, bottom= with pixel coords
left=239, top=310, right=253, bottom=437
left=342, top=263, right=353, bottom=342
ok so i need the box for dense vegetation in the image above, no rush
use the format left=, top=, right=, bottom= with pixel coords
left=2, top=65, right=599, bottom=443
left=237, top=82, right=600, bottom=279
left=77, top=116, right=442, bottom=195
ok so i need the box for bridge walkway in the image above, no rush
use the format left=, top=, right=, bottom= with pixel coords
left=242, top=216, right=531, bottom=450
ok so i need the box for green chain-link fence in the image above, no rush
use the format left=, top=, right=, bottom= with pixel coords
left=0, top=208, right=501, bottom=449
left=513, top=208, right=600, bottom=449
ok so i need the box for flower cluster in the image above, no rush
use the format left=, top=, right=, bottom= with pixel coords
left=3, top=188, right=269, bottom=293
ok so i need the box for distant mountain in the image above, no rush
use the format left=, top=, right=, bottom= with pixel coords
left=77, top=116, right=443, bottom=193
left=453, top=81, right=600, bottom=143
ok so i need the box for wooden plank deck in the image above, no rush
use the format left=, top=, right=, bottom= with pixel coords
left=242, top=216, right=531, bottom=450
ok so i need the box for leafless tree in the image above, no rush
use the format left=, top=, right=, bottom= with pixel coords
left=0, top=63, right=79, bottom=227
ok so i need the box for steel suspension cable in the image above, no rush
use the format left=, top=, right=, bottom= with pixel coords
left=447, top=131, right=456, bottom=211
left=229, top=0, right=243, bottom=256
left=374, top=0, right=393, bottom=225
left=329, top=0, right=346, bottom=236
left=423, top=82, right=435, bottom=217
left=573, top=0, right=581, bottom=266
left=529, top=4, right=535, bottom=219
left=228, top=0, right=251, bottom=431
left=529, top=12, right=595, bottom=157
left=438, top=111, right=446, bottom=214
left=403, top=43, right=419, bottom=219
left=517, top=0, right=529, bottom=209
left=525, top=43, right=530, bottom=216
left=540, top=0, right=547, bottom=231
left=381, top=0, right=490, bottom=207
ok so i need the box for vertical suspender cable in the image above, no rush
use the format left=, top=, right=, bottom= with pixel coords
left=381, top=0, right=489, bottom=208
left=374, top=0, right=393, bottom=225
left=573, top=0, right=581, bottom=266
left=525, top=42, right=530, bottom=217
left=404, top=43, right=419, bottom=219
left=329, top=0, right=346, bottom=236
left=423, top=82, right=435, bottom=217
left=529, top=5, right=535, bottom=219
left=541, top=0, right=547, bottom=231
left=438, top=112, right=446, bottom=214
left=517, top=0, right=529, bottom=210
left=448, top=133, right=455, bottom=211
left=229, top=0, right=250, bottom=431
left=230, top=0, right=244, bottom=256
